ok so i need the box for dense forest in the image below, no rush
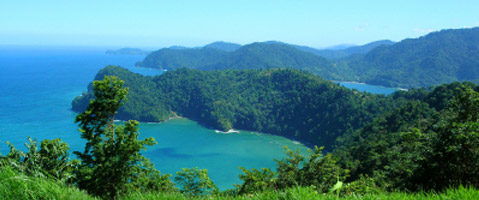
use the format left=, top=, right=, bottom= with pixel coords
left=73, top=66, right=398, bottom=150
left=347, top=28, right=479, bottom=88
left=136, top=42, right=352, bottom=80
left=297, top=39, right=395, bottom=59
left=137, top=27, right=479, bottom=89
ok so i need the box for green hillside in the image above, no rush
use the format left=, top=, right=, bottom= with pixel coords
left=304, top=40, right=395, bottom=59
left=204, top=41, right=242, bottom=52
left=73, top=66, right=395, bottom=150
left=349, top=28, right=479, bottom=88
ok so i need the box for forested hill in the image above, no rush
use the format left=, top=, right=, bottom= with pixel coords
left=304, top=40, right=395, bottom=59
left=349, top=27, right=479, bottom=88
left=137, top=28, right=479, bottom=89
left=203, top=41, right=242, bottom=52
left=137, top=42, right=350, bottom=80
left=135, top=47, right=228, bottom=70
left=72, top=66, right=396, bottom=150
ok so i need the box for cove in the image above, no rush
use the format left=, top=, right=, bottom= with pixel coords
left=0, top=46, right=309, bottom=190
left=0, top=46, right=399, bottom=190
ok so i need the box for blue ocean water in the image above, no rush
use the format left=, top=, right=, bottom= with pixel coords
left=0, top=46, right=398, bottom=189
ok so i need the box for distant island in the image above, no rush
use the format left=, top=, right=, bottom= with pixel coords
left=105, top=48, right=150, bottom=55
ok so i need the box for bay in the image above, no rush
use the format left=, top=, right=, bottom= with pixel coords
left=0, top=46, right=399, bottom=189
left=0, top=46, right=308, bottom=190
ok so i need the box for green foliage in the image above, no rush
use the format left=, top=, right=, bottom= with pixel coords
left=174, top=167, right=218, bottom=196
left=275, top=146, right=348, bottom=193
left=305, top=40, right=395, bottom=59
left=137, top=42, right=350, bottom=80
left=335, top=82, right=479, bottom=191
left=121, top=186, right=479, bottom=200
left=73, top=66, right=397, bottom=150
left=347, top=28, right=479, bottom=88
left=341, top=175, right=383, bottom=196
left=235, top=167, right=277, bottom=194
left=203, top=41, right=242, bottom=52
left=424, top=86, right=479, bottom=190
left=1, top=137, right=77, bottom=182
left=0, top=166, right=97, bottom=200
left=236, top=146, right=347, bottom=195
left=74, top=75, right=173, bottom=199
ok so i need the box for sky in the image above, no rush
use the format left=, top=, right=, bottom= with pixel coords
left=1, top=0, right=478, bottom=49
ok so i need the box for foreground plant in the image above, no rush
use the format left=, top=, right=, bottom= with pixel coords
left=74, top=76, right=173, bottom=199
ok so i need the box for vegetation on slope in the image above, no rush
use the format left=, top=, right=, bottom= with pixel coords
left=347, top=27, right=479, bottom=88
left=137, top=42, right=353, bottom=80
left=138, top=28, right=479, bottom=88
left=203, top=41, right=242, bottom=52
left=0, top=166, right=97, bottom=200
left=73, top=66, right=397, bottom=150
left=301, top=40, right=395, bottom=59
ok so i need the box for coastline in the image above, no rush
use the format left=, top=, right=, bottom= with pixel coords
left=215, top=129, right=240, bottom=134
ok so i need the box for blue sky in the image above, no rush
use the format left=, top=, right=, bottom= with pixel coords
left=1, top=0, right=478, bottom=48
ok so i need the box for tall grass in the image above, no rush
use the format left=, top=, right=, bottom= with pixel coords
left=1, top=166, right=478, bottom=200
left=0, top=167, right=96, bottom=200
left=122, top=186, right=479, bottom=200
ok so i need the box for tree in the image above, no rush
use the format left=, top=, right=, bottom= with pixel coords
left=425, top=87, right=479, bottom=189
left=235, top=167, right=276, bottom=194
left=275, top=146, right=347, bottom=193
left=174, top=167, right=218, bottom=196
left=74, top=76, right=171, bottom=199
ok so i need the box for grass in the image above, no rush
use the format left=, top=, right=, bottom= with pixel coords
left=122, top=186, right=479, bottom=200
left=1, top=167, right=478, bottom=200
left=0, top=167, right=96, bottom=200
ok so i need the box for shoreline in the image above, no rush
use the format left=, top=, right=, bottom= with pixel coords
left=215, top=129, right=240, bottom=134
left=114, top=115, right=311, bottom=149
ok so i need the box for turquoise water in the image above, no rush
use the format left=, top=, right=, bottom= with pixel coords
left=0, top=46, right=309, bottom=190
left=338, top=82, right=399, bottom=95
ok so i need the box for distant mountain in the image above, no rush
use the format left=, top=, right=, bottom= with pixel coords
left=136, top=47, right=227, bottom=70
left=105, top=48, right=150, bottom=55
left=137, top=42, right=350, bottom=80
left=137, top=28, right=479, bottom=89
left=203, top=41, right=242, bottom=52
left=168, top=45, right=190, bottom=50
left=349, top=28, right=479, bottom=88
left=207, top=42, right=348, bottom=79
left=309, top=40, right=395, bottom=59
left=324, top=44, right=357, bottom=50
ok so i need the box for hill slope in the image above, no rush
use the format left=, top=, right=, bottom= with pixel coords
left=204, top=41, right=242, bottom=52
left=350, top=28, right=479, bottom=88
left=137, top=42, right=352, bottom=80
left=73, top=66, right=395, bottom=149
left=306, top=40, right=395, bottom=59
